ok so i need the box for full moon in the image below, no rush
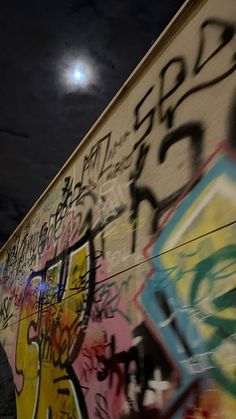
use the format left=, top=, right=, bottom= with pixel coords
left=71, top=66, right=87, bottom=85
left=61, top=57, right=94, bottom=91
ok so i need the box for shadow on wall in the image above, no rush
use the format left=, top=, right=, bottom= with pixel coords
left=0, top=343, right=16, bottom=419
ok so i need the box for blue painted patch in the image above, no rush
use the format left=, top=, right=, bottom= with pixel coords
left=141, top=154, right=236, bottom=416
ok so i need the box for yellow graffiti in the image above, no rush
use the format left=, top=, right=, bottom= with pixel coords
left=16, top=240, right=90, bottom=418
left=160, top=173, right=236, bottom=413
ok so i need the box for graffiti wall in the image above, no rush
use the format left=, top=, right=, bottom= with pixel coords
left=0, top=0, right=236, bottom=417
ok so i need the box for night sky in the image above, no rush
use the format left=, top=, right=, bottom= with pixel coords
left=0, top=0, right=184, bottom=247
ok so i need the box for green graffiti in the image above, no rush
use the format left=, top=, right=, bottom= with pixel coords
left=189, top=244, right=236, bottom=396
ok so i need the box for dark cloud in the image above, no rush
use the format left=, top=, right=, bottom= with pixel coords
left=0, top=0, right=184, bottom=247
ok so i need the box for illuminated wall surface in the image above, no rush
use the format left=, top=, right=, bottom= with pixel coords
left=1, top=0, right=236, bottom=417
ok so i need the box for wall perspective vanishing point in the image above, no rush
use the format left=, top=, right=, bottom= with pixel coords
left=0, top=0, right=236, bottom=418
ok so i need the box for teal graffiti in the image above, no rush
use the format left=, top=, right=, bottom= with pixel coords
left=190, top=244, right=236, bottom=396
